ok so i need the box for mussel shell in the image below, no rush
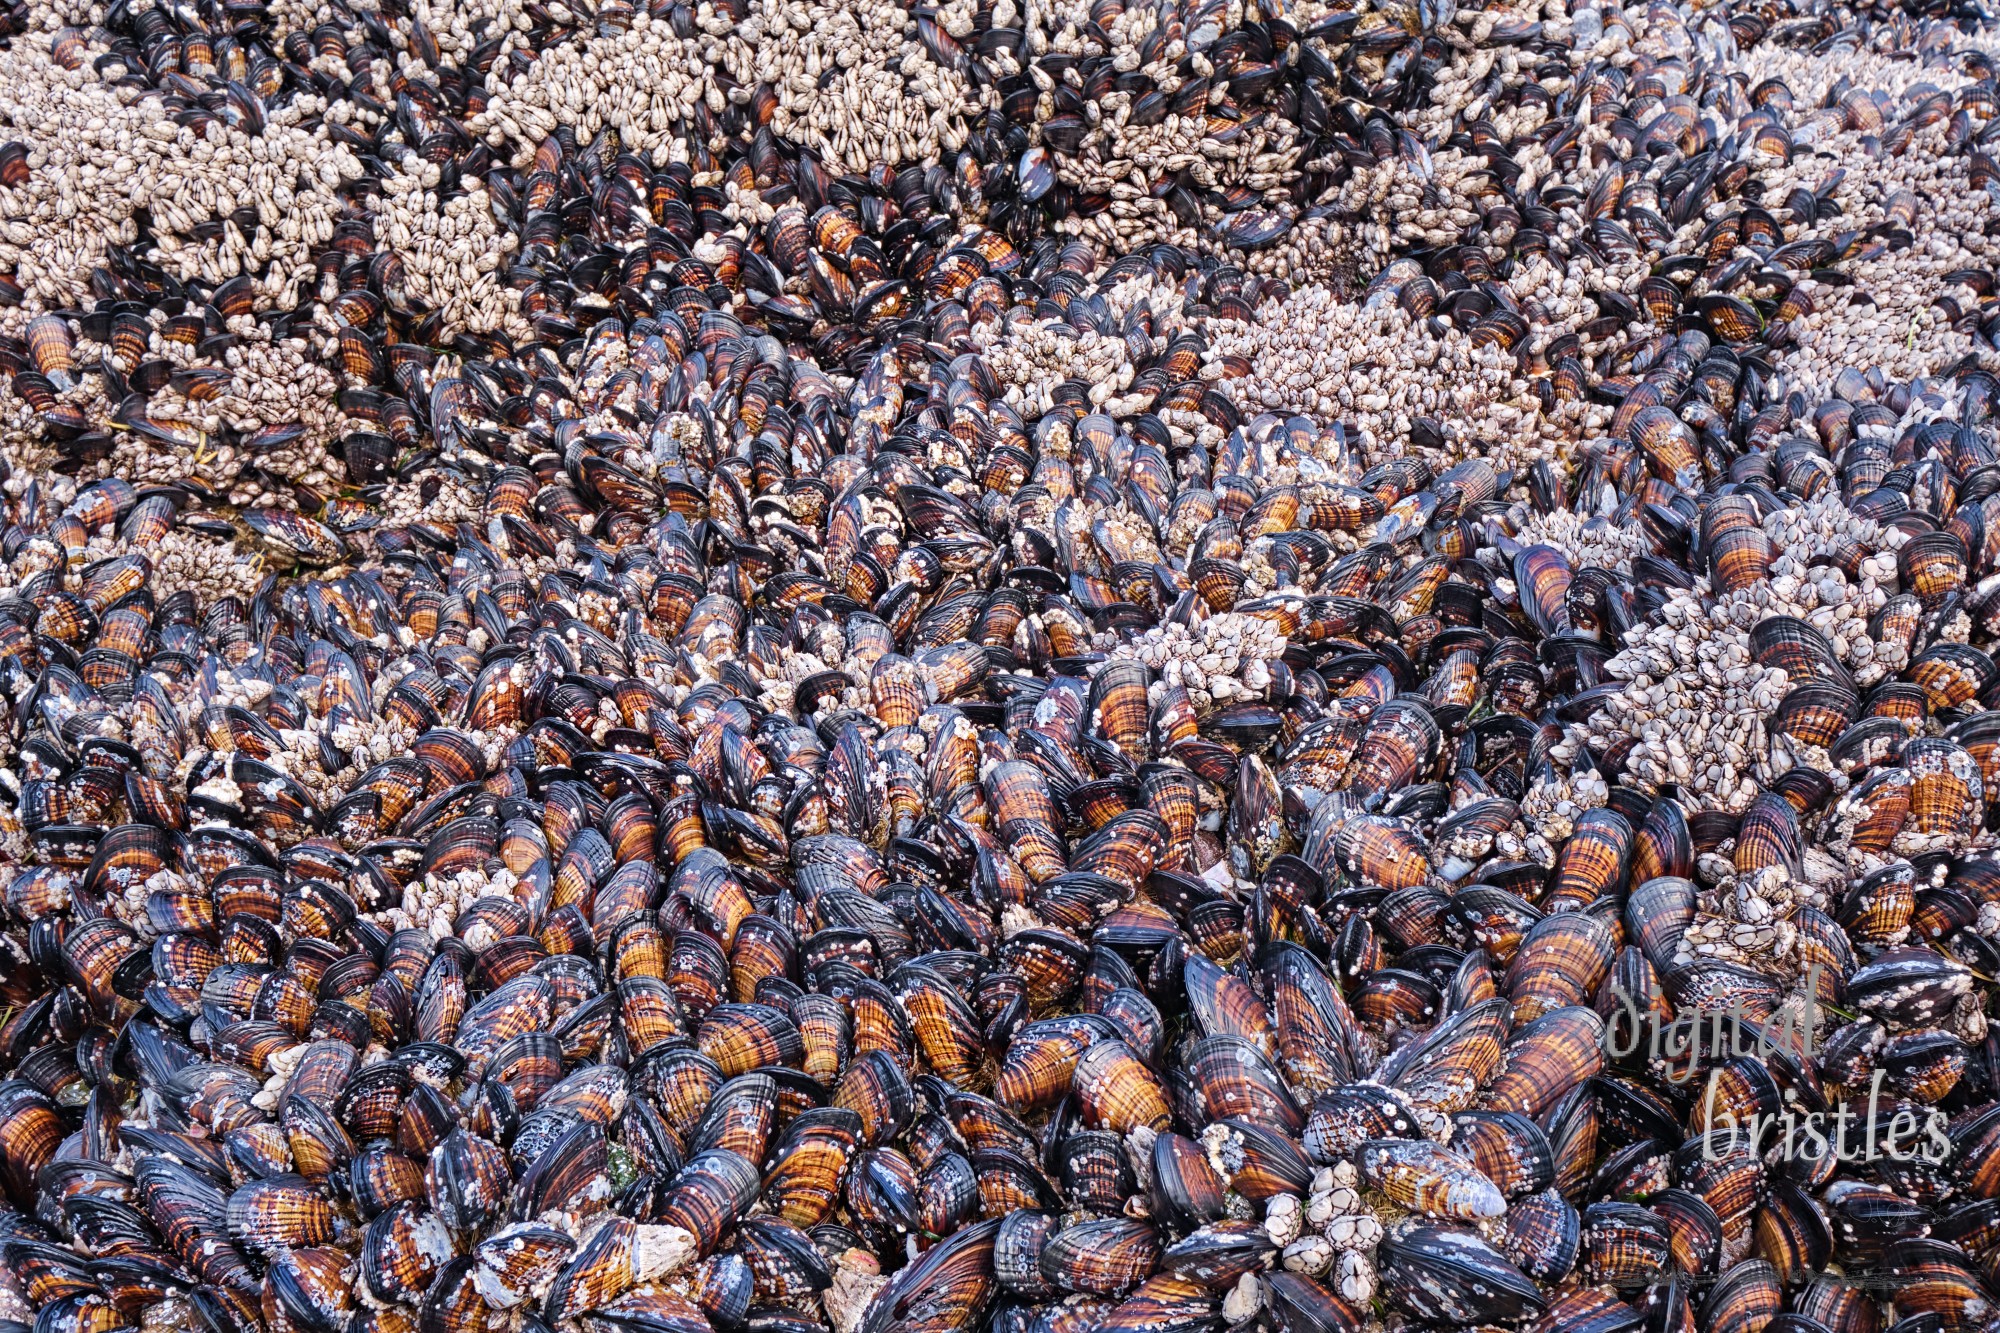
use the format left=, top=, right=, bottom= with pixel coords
left=1037, top=1218, right=1159, bottom=1296
left=1501, top=1187, right=1580, bottom=1281
left=1376, top=1224, right=1544, bottom=1323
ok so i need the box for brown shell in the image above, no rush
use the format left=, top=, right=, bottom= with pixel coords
left=1087, top=660, right=1151, bottom=763
left=1480, top=1007, right=1606, bottom=1120
left=1774, top=681, right=1860, bottom=747
left=1542, top=807, right=1633, bottom=913
left=1703, top=496, right=1771, bottom=591
left=1906, top=737, right=1983, bottom=839
left=1505, top=914, right=1616, bottom=1023
left=24, top=314, right=74, bottom=385
left=1073, top=1039, right=1172, bottom=1135
left=1901, top=530, right=1969, bottom=607
left=995, top=1015, right=1113, bottom=1113
left=696, top=1002, right=805, bottom=1077
left=1039, top=1218, right=1160, bottom=1296
left=1359, top=1138, right=1506, bottom=1220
